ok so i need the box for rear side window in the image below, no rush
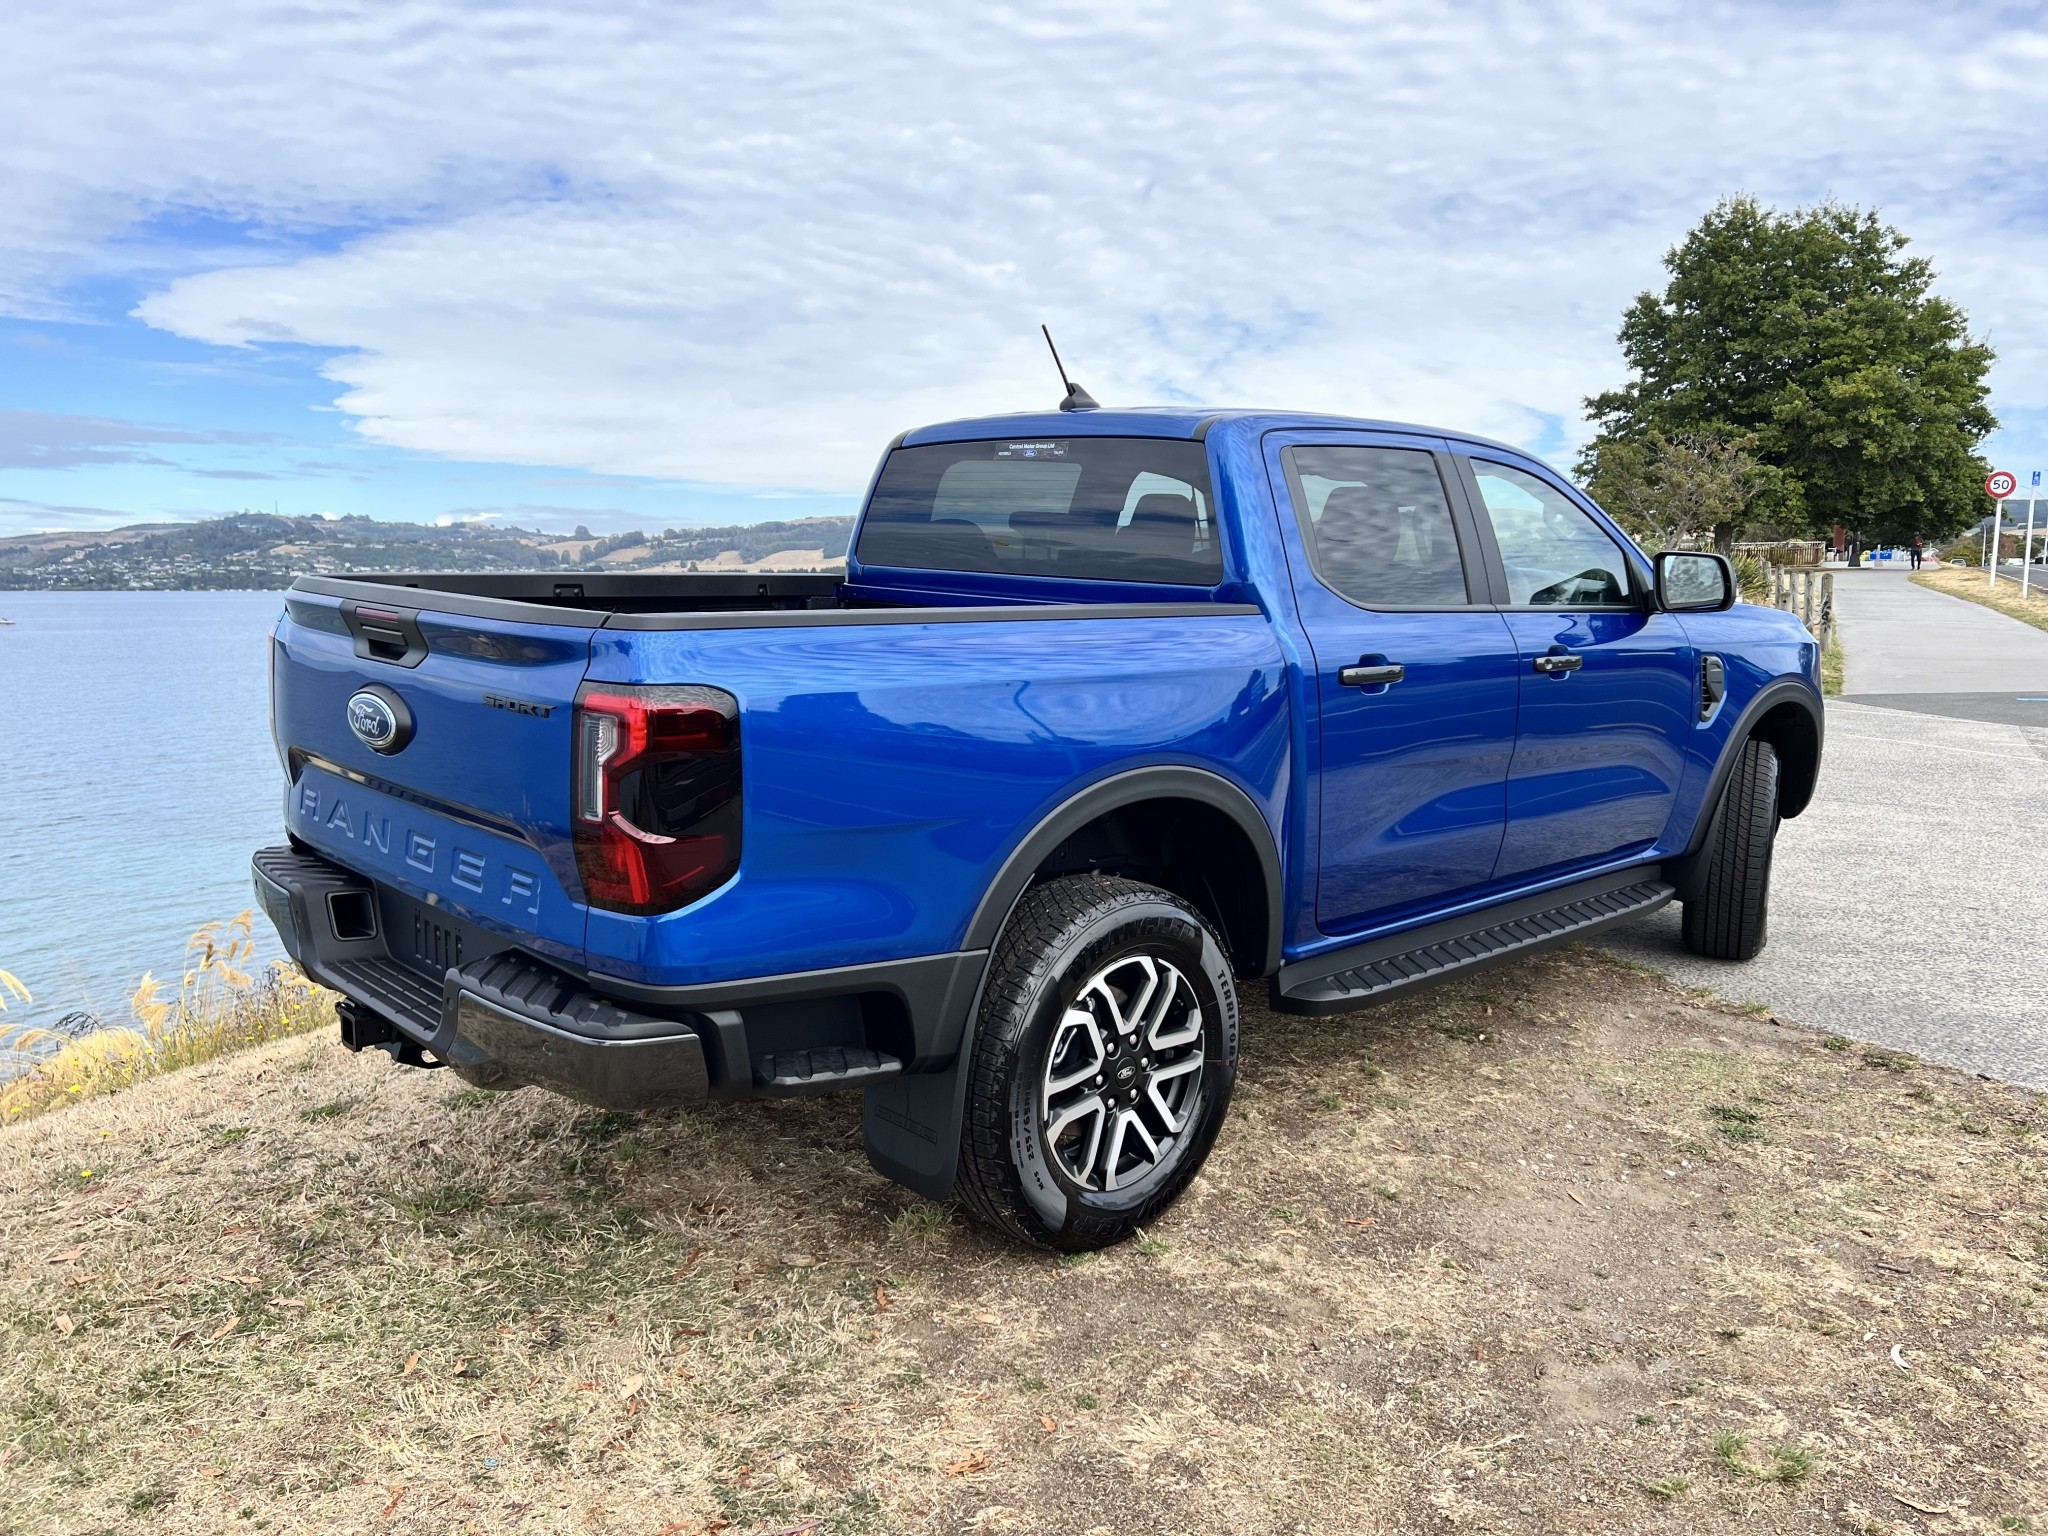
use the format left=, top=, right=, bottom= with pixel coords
left=856, top=438, right=1222, bottom=586
left=1283, top=445, right=1472, bottom=608
left=1469, top=460, right=1634, bottom=607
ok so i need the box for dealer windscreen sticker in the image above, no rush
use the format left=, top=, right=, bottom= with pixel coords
left=993, top=441, right=1069, bottom=459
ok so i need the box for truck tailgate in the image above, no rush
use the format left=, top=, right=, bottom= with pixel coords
left=271, top=592, right=593, bottom=963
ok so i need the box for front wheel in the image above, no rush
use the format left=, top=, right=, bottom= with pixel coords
left=955, top=874, right=1239, bottom=1251
left=1681, top=737, right=1781, bottom=961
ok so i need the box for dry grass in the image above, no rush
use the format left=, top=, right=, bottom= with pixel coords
left=0, top=914, right=331, bottom=1123
left=2, top=948, right=2044, bottom=1535
left=1913, top=563, right=2048, bottom=636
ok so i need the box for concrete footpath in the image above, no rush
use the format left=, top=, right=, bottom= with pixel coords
left=1602, top=568, right=2048, bottom=1091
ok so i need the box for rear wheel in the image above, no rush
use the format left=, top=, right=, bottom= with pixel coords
left=1682, top=737, right=1781, bottom=961
left=955, top=874, right=1238, bottom=1251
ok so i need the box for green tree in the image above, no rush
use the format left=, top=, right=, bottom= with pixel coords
left=1581, top=430, right=1770, bottom=555
left=1579, top=198, right=1996, bottom=562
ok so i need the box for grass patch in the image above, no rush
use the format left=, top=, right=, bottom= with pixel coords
left=1707, top=1103, right=1764, bottom=1141
left=1713, top=1432, right=1820, bottom=1484
left=1862, top=1049, right=1915, bottom=1074
left=299, top=1096, right=361, bottom=1122
left=1820, top=633, right=1845, bottom=696
left=1, top=912, right=331, bottom=1122
left=1, top=944, right=2039, bottom=1532
left=1913, top=564, right=2048, bottom=636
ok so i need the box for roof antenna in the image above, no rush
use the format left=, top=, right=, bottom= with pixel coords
left=1041, top=324, right=1099, bottom=412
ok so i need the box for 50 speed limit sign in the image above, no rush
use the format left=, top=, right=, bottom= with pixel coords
left=1986, top=469, right=2018, bottom=499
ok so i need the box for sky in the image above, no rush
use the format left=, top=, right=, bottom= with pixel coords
left=4, top=0, right=2048, bottom=538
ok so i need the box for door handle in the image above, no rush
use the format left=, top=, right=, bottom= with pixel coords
left=1339, top=663, right=1407, bottom=688
left=1533, top=652, right=1583, bottom=676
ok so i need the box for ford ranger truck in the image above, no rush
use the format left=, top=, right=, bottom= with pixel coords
left=253, top=409, right=1822, bottom=1251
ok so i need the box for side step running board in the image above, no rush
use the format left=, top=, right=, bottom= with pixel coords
left=1274, top=873, right=1674, bottom=1016
left=754, top=1046, right=903, bottom=1097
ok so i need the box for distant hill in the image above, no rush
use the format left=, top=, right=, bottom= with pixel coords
left=0, top=512, right=856, bottom=590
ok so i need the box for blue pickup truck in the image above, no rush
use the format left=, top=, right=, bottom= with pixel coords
left=253, top=406, right=1822, bottom=1249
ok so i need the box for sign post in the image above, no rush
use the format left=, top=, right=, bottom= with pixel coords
left=1986, top=471, right=2018, bottom=586
left=2026, top=471, right=2041, bottom=602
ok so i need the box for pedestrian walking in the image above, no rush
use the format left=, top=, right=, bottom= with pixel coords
left=1909, top=534, right=1924, bottom=570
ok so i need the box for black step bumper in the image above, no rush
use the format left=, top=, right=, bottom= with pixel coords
left=252, top=845, right=711, bottom=1109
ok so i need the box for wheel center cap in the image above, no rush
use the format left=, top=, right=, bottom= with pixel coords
left=1114, top=1060, right=1138, bottom=1087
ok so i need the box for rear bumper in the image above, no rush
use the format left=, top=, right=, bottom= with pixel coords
left=251, top=844, right=984, bottom=1112
left=253, top=845, right=711, bottom=1109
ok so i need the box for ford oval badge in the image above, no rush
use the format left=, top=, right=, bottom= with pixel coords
left=346, top=685, right=413, bottom=755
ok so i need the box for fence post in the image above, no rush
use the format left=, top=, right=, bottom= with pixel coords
left=1804, top=571, right=1817, bottom=630
left=1820, top=573, right=1834, bottom=650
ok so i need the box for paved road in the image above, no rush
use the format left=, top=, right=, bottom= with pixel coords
left=1602, top=569, right=2048, bottom=1091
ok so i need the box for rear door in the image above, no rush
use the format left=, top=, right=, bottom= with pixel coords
left=1266, top=432, right=1520, bottom=934
left=271, top=591, right=594, bottom=965
left=1453, top=454, right=1697, bottom=882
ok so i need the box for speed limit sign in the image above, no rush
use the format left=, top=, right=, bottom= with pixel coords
left=1987, top=469, right=2018, bottom=499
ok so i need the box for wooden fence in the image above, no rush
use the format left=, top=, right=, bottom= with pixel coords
left=1768, top=565, right=1835, bottom=650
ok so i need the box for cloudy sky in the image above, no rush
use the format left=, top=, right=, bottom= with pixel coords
left=3, top=0, right=2046, bottom=536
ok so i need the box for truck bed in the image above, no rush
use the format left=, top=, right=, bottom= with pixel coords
left=290, top=571, right=1243, bottom=629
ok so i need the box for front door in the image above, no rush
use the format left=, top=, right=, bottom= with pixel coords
left=1455, top=454, right=1698, bottom=882
left=1268, top=435, right=1521, bottom=934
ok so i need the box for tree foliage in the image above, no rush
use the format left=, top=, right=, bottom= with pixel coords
left=1579, top=198, right=1996, bottom=549
left=1581, top=430, right=1770, bottom=553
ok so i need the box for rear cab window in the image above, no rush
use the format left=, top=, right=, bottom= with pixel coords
left=1280, top=444, right=1479, bottom=608
left=855, top=437, right=1223, bottom=587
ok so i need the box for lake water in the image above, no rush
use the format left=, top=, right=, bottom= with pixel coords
left=0, top=591, right=289, bottom=1038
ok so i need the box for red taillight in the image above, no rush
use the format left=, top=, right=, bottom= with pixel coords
left=573, top=683, right=742, bottom=915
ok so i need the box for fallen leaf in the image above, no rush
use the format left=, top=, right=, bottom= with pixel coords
left=1272, top=1227, right=1302, bottom=1237
left=452, top=1358, right=474, bottom=1378
left=401, top=1350, right=423, bottom=1377
left=783, top=1254, right=817, bottom=1268
left=171, top=1329, right=197, bottom=1349
left=973, top=1312, right=1000, bottom=1324
left=618, top=1373, right=646, bottom=1401
left=229, top=1273, right=260, bottom=1286
left=380, top=1484, right=405, bottom=1520
left=61, top=1272, right=98, bottom=1288
left=576, top=1381, right=598, bottom=1391
left=1345, top=1217, right=1375, bottom=1229
left=1892, top=1492, right=1949, bottom=1516
left=945, top=1451, right=990, bottom=1476
left=874, top=1285, right=893, bottom=1311
left=271, top=1298, right=306, bottom=1309
left=209, top=1316, right=240, bottom=1342
left=654, top=1523, right=692, bottom=1536
left=1566, top=1189, right=1588, bottom=1209
left=54, top=1314, right=75, bottom=1336
left=1039, top=1415, right=1057, bottom=1433
left=427, top=1142, right=446, bottom=1157
left=675, top=1246, right=704, bottom=1276
left=199, top=1467, right=224, bottom=1478
left=46, top=1248, right=84, bottom=1264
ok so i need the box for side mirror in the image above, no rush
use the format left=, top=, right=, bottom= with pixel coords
left=1654, top=551, right=1736, bottom=612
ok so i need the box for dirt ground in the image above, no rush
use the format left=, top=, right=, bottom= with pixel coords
left=3, top=946, right=2044, bottom=1536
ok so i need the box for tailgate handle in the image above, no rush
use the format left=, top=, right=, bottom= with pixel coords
left=341, top=602, right=430, bottom=669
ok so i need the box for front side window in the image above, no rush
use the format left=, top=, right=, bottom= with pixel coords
left=855, top=438, right=1222, bottom=586
left=1284, top=445, right=1471, bottom=608
left=1470, top=460, right=1634, bottom=607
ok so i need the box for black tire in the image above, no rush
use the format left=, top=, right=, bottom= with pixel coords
left=954, top=874, right=1239, bottom=1251
left=1681, top=737, right=1781, bottom=961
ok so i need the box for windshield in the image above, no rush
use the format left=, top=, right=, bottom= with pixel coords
left=855, top=437, right=1223, bottom=586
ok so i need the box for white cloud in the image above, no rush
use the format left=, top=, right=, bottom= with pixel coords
left=7, top=1, right=2048, bottom=490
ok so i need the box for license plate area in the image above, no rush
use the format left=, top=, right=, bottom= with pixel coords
left=374, top=886, right=512, bottom=980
